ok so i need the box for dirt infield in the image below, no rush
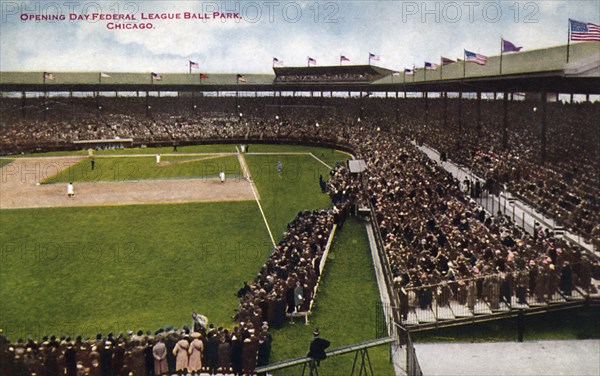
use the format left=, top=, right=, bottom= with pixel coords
left=0, top=157, right=255, bottom=209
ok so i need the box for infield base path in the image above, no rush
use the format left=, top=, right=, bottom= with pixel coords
left=1, top=158, right=255, bottom=209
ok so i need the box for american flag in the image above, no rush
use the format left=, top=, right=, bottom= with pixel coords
left=308, top=57, right=317, bottom=65
left=189, top=60, right=199, bottom=68
left=340, top=55, right=350, bottom=62
left=464, top=50, right=488, bottom=65
left=199, top=73, right=209, bottom=79
left=369, top=52, right=380, bottom=61
left=425, top=61, right=438, bottom=70
left=273, top=57, right=283, bottom=66
left=570, top=19, right=600, bottom=41
left=236, top=74, right=247, bottom=82
left=100, top=72, right=111, bottom=78
left=43, top=72, right=55, bottom=80
left=391, top=71, right=401, bottom=76
left=151, top=72, right=162, bottom=80
left=404, top=68, right=414, bottom=75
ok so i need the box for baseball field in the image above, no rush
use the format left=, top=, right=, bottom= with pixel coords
left=0, top=143, right=394, bottom=374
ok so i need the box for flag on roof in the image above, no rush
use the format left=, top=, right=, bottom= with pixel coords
left=569, top=19, right=600, bottom=41
left=189, top=60, right=199, bottom=68
left=100, top=72, right=111, bottom=78
left=273, top=57, right=283, bottom=66
left=151, top=72, right=162, bottom=80
left=43, top=72, right=55, bottom=80
left=404, top=68, right=414, bottom=75
left=369, top=53, right=380, bottom=61
left=308, top=57, right=317, bottom=65
left=425, top=62, right=438, bottom=70
left=392, top=71, right=401, bottom=76
left=502, top=39, right=523, bottom=53
left=441, top=57, right=456, bottom=65
left=340, top=55, right=350, bottom=62
left=464, top=50, right=488, bottom=65
left=236, top=74, right=247, bottom=82
left=199, top=73, right=209, bottom=79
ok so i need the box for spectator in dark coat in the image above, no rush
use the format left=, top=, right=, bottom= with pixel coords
left=307, top=329, right=330, bottom=375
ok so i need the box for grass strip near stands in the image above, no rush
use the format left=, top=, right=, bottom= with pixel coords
left=0, top=202, right=273, bottom=340
left=42, top=155, right=242, bottom=183
left=269, top=219, right=395, bottom=375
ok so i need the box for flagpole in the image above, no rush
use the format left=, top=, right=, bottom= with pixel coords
left=463, top=50, right=466, bottom=78
left=500, top=36, right=503, bottom=74
left=99, top=72, right=101, bottom=84
left=440, top=57, right=443, bottom=80
left=567, top=19, right=571, bottom=63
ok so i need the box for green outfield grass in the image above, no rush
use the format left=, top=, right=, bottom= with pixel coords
left=0, top=201, right=272, bottom=339
left=0, top=159, right=13, bottom=168
left=42, top=155, right=242, bottom=183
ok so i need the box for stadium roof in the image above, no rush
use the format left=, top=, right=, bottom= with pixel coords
left=0, top=43, right=598, bottom=94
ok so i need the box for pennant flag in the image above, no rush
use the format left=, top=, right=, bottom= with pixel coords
left=569, top=19, right=600, bottom=41
left=369, top=52, right=380, bottom=61
left=464, top=50, right=488, bottom=65
left=425, top=62, right=438, bottom=70
left=340, top=55, right=350, bottom=62
left=236, top=74, right=247, bottom=82
left=43, top=72, right=55, bottom=80
left=392, top=71, right=401, bottom=76
left=199, top=73, right=209, bottom=79
left=404, top=68, right=414, bottom=75
left=441, top=57, right=456, bottom=65
left=100, top=72, right=111, bottom=78
left=502, top=39, right=523, bottom=53
left=308, top=57, right=317, bottom=65
left=151, top=72, right=162, bottom=80
left=273, top=57, right=283, bottom=66
left=189, top=60, right=199, bottom=69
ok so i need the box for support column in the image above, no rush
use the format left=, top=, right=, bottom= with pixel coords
left=443, top=92, right=448, bottom=129
left=21, top=91, right=26, bottom=118
left=458, top=90, right=463, bottom=132
left=502, top=92, right=509, bottom=149
left=424, top=91, right=429, bottom=124
left=541, top=91, right=547, bottom=165
left=476, top=91, right=482, bottom=135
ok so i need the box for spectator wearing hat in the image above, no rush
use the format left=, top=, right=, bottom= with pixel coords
left=218, top=333, right=231, bottom=373
left=230, top=334, right=244, bottom=376
left=307, top=328, right=330, bottom=375
left=172, top=335, right=189, bottom=375
left=205, top=331, right=220, bottom=375
left=152, top=337, right=168, bottom=376
left=188, top=332, right=203, bottom=375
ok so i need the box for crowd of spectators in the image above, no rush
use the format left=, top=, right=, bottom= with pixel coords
left=1, top=94, right=599, bottom=361
left=0, top=322, right=272, bottom=376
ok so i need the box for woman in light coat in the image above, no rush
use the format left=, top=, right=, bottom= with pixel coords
left=188, top=332, right=204, bottom=375
left=172, top=336, right=190, bottom=375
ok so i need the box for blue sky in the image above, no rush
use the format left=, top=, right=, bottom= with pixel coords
left=0, top=0, right=598, bottom=72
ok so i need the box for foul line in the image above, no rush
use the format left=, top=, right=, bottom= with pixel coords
left=309, top=153, right=332, bottom=169
left=235, top=146, right=277, bottom=248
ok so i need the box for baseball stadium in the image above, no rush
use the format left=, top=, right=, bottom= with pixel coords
left=1, top=22, right=600, bottom=376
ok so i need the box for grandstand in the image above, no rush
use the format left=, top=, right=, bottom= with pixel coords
left=1, top=41, right=599, bottom=375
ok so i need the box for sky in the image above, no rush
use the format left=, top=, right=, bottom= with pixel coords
left=0, top=0, right=598, bottom=73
